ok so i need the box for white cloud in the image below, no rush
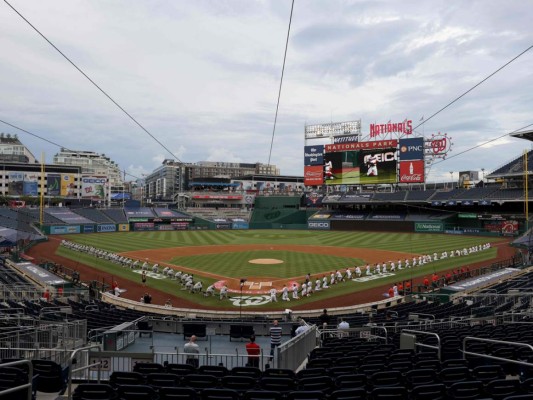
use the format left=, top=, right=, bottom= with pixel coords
left=0, top=0, right=532, bottom=181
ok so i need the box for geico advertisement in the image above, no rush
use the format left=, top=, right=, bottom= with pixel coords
left=307, top=221, right=330, bottom=230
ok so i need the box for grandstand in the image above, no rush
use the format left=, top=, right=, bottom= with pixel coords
left=1, top=145, right=533, bottom=399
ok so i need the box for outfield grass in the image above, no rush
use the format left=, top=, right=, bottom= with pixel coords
left=169, top=251, right=364, bottom=279
left=58, top=230, right=509, bottom=308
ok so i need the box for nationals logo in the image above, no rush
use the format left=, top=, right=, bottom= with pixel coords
left=427, top=132, right=453, bottom=159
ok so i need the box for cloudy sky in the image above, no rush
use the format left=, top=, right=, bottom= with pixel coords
left=1, top=0, right=532, bottom=182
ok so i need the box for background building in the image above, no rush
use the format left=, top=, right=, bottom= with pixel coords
left=143, top=160, right=281, bottom=203
left=0, top=133, right=38, bottom=164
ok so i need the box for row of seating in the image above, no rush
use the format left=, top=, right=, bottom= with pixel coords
left=72, top=379, right=533, bottom=399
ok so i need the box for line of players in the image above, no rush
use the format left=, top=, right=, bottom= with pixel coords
left=60, top=240, right=492, bottom=303
left=267, top=242, right=492, bottom=302
left=60, top=240, right=229, bottom=300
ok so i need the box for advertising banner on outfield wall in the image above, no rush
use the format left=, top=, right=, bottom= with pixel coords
left=304, top=165, right=324, bottom=186
left=47, top=174, right=61, bottom=196
left=308, top=221, right=330, bottom=230
left=118, top=224, right=130, bottom=232
left=215, top=223, right=232, bottom=230
left=415, top=222, right=444, bottom=232
left=61, top=174, right=76, bottom=197
left=304, top=145, right=324, bottom=166
left=399, top=137, right=424, bottom=160
left=133, top=222, right=155, bottom=231
left=399, top=160, right=425, bottom=183
left=232, top=221, right=249, bottom=229
left=83, top=225, right=95, bottom=233
left=97, top=224, right=117, bottom=232
left=50, top=225, right=81, bottom=234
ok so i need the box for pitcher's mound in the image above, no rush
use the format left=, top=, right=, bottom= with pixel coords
left=249, top=259, right=284, bottom=265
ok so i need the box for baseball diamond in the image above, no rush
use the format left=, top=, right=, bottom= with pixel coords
left=27, top=230, right=514, bottom=312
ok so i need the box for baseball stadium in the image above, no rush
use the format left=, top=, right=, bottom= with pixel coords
left=1, top=126, right=533, bottom=399
left=2, top=2, right=533, bottom=400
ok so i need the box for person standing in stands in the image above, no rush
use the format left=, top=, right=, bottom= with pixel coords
left=245, top=335, right=261, bottom=368
left=269, top=320, right=283, bottom=360
left=318, top=309, right=331, bottom=329
left=184, top=335, right=200, bottom=368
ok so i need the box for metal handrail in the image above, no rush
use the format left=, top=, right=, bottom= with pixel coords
left=462, top=336, right=533, bottom=367
left=67, top=344, right=103, bottom=399
left=0, top=359, right=33, bottom=400
left=409, top=312, right=436, bottom=321
left=402, top=329, right=441, bottom=360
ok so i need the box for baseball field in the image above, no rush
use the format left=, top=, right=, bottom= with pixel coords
left=41, top=229, right=513, bottom=310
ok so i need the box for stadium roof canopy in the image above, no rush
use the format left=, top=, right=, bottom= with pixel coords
left=511, top=129, right=533, bottom=142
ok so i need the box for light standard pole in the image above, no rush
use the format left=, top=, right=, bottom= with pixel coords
left=481, top=168, right=485, bottom=185
left=449, top=171, right=454, bottom=189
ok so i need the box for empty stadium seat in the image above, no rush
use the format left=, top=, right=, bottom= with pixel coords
left=410, top=383, right=447, bottom=400
left=31, top=359, right=68, bottom=394
left=329, top=388, right=367, bottom=400
left=158, top=386, right=198, bottom=400
left=72, top=383, right=117, bottom=400
left=200, top=388, right=240, bottom=400
left=116, top=384, right=158, bottom=400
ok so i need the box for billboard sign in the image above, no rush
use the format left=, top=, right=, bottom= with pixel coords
left=325, top=139, right=397, bottom=153
left=305, top=120, right=361, bottom=139
left=399, top=160, right=425, bottom=183
left=47, top=174, right=61, bottom=196
left=304, top=145, right=324, bottom=166
left=324, top=144, right=398, bottom=185
left=304, top=165, right=324, bottom=186
left=81, top=176, right=106, bottom=199
left=308, top=221, right=330, bottom=230
left=333, top=135, right=360, bottom=144
left=97, top=224, right=117, bottom=232
left=23, top=173, right=39, bottom=196
left=61, top=174, right=76, bottom=197
left=415, top=222, right=444, bottom=232
left=8, top=172, right=24, bottom=196
left=399, top=137, right=425, bottom=160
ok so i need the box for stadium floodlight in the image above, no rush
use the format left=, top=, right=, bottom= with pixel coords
left=305, top=120, right=362, bottom=140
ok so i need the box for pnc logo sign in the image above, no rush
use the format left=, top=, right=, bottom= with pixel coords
left=399, top=137, right=425, bottom=161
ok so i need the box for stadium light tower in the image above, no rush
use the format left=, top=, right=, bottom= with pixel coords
left=449, top=171, right=454, bottom=189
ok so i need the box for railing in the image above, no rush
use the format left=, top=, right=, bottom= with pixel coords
left=0, top=321, right=87, bottom=363
left=401, top=329, right=441, bottom=360
left=154, top=350, right=270, bottom=372
left=67, top=344, right=103, bottom=399
left=276, top=325, right=318, bottom=370
left=462, top=336, right=533, bottom=367
left=319, top=325, right=388, bottom=344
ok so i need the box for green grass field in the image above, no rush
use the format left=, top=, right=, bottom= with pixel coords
left=57, top=230, right=509, bottom=308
